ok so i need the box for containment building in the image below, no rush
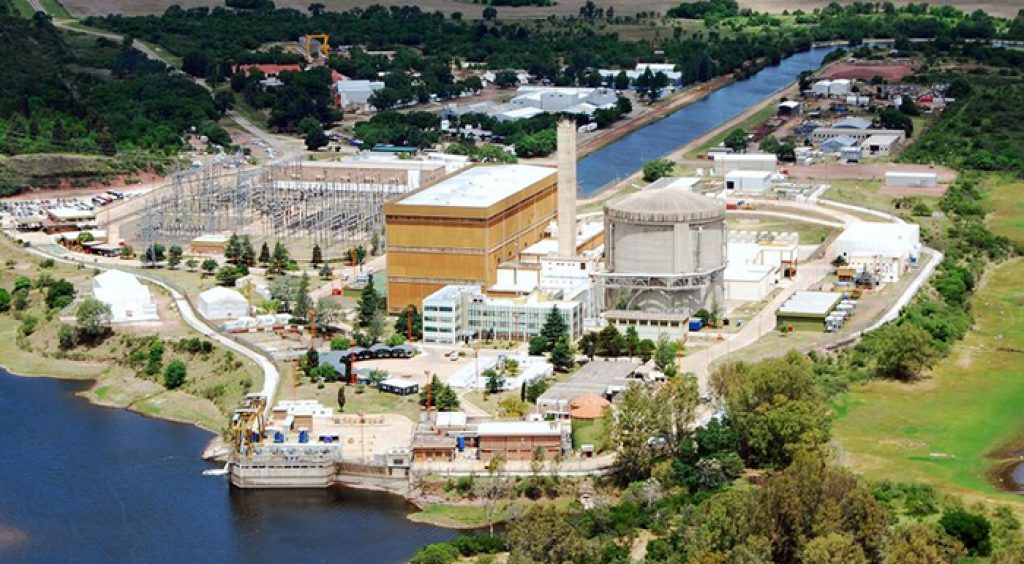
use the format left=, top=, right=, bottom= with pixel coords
left=598, top=188, right=726, bottom=315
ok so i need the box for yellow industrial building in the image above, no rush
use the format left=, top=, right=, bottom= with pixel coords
left=384, top=165, right=558, bottom=312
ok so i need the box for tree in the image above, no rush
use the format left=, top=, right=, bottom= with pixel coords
left=224, top=234, right=241, bottom=264
left=330, top=336, right=351, bottom=350
left=307, top=2, right=325, bottom=16
left=75, top=298, right=113, bottom=344
left=357, top=277, right=382, bottom=327
left=539, top=306, right=568, bottom=350
left=642, top=158, right=673, bottom=182
left=494, top=69, right=518, bottom=88
left=654, top=333, right=679, bottom=376
left=146, top=340, right=165, bottom=376
left=167, top=245, right=183, bottom=269
left=201, top=258, right=218, bottom=276
left=394, top=305, right=422, bottom=340
left=410, top=544, right=459, bottom=564
left=613, top=70, right=630, bottom=90
left=597, top=324, right=625, bottom=357
left=637, top=338, right=656, bottom=363
left=270, top=240, right=290, bottom=274
left=420, top=375, right=460, bottom=411
left=506, top=505, right=589, bottom=563
left=44, top=279, right=75, bottom=309
left=624, top=326, right=640, bottom=359
left=484, top=368, right=505, bottom=394
left=482, top=7, right=497, bottom=21
left=525, top=379, right=549, bottom=403
left=58, top=323, right=76, bottom=350
left=240, top=236, right=255, bottom=266
left=311, top=243, right=323, bottom=266
left=258, top=242, right=271, bottom=264
left=939, top=508, right=991, bottom=556
left=302, top=119, right=329, bottom=151
left=319, top=262, right=332, bottom=280
left=801, top=534, right=868, bottom=564
left=724, top=128, right=749, bottom=152
left=310, top=363, right=337, bottom=383
left=858, top=323, right=939, bottom=381
left=163, top=360, right=187, bottom=389
left=714, top=351, right=830, bottom=468
left=578, top=331, right=598, bottom=360
left=879, top=107, right=913, bottom=137
left=293, top=272, right=312, bottom=321
left=529, top=335, right=549, bottom=356
left=608, top=382, right=670, bottom=484
left=0, top=288, right=10, bottom=312
left=549, top=335, right=574, bottom=373
left=313, top=295, right=342, bottom=332
left=367, top=309, right=387, bottom=344
left=337, top=385, right=346, bottom=411
left=215, top=265, right=242, bottom=286
left=884, top=523, right=965, bottom=563
left=143, top=243, right=165, bottom=266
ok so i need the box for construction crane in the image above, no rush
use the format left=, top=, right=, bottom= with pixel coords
left=230, top=394, right=267, bottom=455
left=304, top=34, right=330, bottom=59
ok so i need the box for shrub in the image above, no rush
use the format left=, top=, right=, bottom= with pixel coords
left=940, top=507, right=991, bottom=556
left=163, top=360, right=188, bottom=389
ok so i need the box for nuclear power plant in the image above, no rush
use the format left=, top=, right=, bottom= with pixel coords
left=384, top=117, right=752, bottom=344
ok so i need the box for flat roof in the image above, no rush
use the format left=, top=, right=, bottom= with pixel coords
left=393, top=165, right=555, bottom=209
left=380, top=378, right=418, bottom=389
left=863, top=134, right=901, bottom=145
left=724, top=264, right=775, bottom=282
left=725, top=170, right=772, bottom=179
left=714, top=153, right=776, bottom=162
left=885, top=171, right=937, bottom=179
left=778, top=291, right=842, bottom=316
left=477, top=421, right=562, bottom=437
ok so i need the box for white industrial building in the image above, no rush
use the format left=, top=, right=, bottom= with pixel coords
left=421, top=285, right=583, bottom=345
left=835, top=222, right=920, bottom=283
left=810, top=127, right=906, bottom=144
left=197, top=286, right=250, bottom=320
left=724, top=264, right=776, bottom=301
left=885, top=171, right=938, bottom=188
left=597, top=63, right=684, bottom=87
left=508, top=86, right=618, bottom=114
left=811, top=79, right=852, bottom=97
left=725, top=170, right=773, bottom=193
left=713, top=153, right=777, bottom=175
left=862, top=134, right=901, bottom=156
left=336, top=80, right=385, bottom=110
left=646, top=176, right=704, bottom=191
left=92, top=270, right=159, bottom=323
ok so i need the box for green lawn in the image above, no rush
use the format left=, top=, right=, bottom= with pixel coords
left=38, top=0, right=70, bottom=18
left=572, top=417, right=607, bottom=451
left=8, top=0, right=35, bottom=17
left=986, top=177, right=1024, bottom=244
left=833, top=258, right=1024, bottom=511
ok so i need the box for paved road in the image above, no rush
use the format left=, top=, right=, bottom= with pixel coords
left=27, top=246, right=281, bottom=417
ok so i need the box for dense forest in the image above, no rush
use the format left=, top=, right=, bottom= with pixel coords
left=0, top=3, right=227, bottom=166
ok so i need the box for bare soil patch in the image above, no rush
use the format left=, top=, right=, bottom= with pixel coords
left=826, top=62, right=915, bottom=82
left=787, top=162, right=957, bottom=183
left=878, top=184, right=948, bottom=197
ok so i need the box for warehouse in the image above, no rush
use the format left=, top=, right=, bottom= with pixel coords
left=477, top=421, right=565, bottom=461
left=862, top=134, right=901, bottom=156
left=197, top=287, right=249, bottom=319
left=885, top=171, right=937, bottom=188
left=810, top=128, right=906, bottom=144
left=92, top=270, right=159, bottom=323
left=713, top=153, right=777, bottom=175
left=835, top=222, right=920, bottom=283
left=777, top=291, right=842, bottom=331
left=384, top=164, right=558, bottom=312
left=725, top=170, right=773, bottom=194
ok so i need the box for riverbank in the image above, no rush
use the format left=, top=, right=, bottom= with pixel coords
left=0, top=234, right=261, bottom=435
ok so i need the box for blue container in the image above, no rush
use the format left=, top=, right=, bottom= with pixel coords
left=251, top=431, right=260, bottom=443
left=457, top=435, right=465, bottom=452
left=299, top=430, right=309, bottom=444
left=273, top=431, right=284, bottom=443
left=688, top=318, right=704, bottom=332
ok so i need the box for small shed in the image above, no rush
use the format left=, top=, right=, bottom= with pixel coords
left=379, top=378, right=420, bottom=396
left=776, top=291, right=842, bottom=331
left=885, top=171, right=937, bottom=188
left=725, top=170, right=773, bottom=194
left=777, top=100, right=802, bottom=116
left=197, top=286, right=249, bottom=319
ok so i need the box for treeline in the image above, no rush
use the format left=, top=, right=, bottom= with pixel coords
left=903, top=79, right=1024, bottom=177
left=0, top=8, right=227, bottom=162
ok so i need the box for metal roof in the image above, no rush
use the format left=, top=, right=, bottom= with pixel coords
left=778, top=291, right=842, bottom=316
left=605, top=188, right=725, bottom=223
left=394, top=165, right=555, bottom=208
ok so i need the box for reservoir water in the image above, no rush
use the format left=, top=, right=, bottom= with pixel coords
left=0, top=368, right=456, bottom=563
left=578, top=46, right=835, bottom=196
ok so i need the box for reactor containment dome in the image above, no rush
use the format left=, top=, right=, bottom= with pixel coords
left=599, top=188, right=726, bottom=314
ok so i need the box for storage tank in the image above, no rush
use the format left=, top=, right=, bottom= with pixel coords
left=600, top=188, right=727, bottom=314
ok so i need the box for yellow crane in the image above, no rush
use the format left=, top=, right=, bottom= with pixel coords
left=230, top=394, right=267, bottom=455
left=304, top=34, right=330, bottom=58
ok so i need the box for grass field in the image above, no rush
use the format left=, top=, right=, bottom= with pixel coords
left=727, top=216, right=835, bottom=244
left=686, top=103, right=778, bottom=158
left=985, top=176, right=1024, bottom=245
left=572, top=417, right=607, bottom=451
left=833, top=258, right=1024, bottom=510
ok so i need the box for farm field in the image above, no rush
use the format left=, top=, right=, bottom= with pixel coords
left=58, top=0, right=1023, bottom=19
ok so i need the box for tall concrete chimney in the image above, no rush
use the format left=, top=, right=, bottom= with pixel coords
left=556, top=119, right=578, bottom=257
